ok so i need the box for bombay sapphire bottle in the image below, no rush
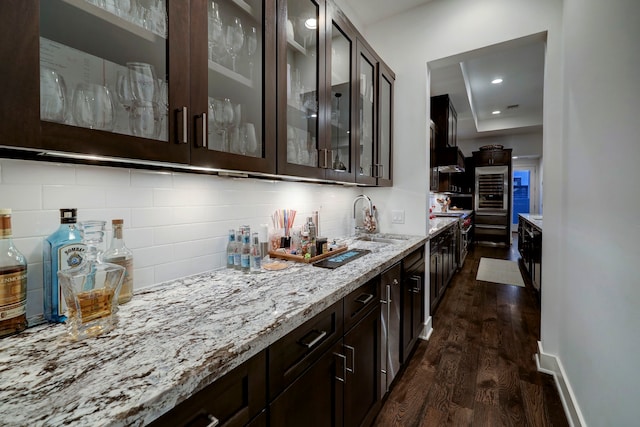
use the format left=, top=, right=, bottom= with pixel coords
left=43, top=208, right=85, bottom=323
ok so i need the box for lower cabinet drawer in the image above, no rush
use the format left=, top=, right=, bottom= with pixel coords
left=268, top=299, right=344, bottom=400
left=344, top=277, right=380, bottom=332
left=149, top=350, right=267, bottom=427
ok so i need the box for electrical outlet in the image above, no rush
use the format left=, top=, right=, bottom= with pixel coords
left=391, top=210, right=405, bottom=224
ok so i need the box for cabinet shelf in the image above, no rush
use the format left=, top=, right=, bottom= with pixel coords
left=60, top=0, right=166, bottom=42
left=231, top=0, right=256, bottom=17
left=287, top=36, right=307, bottom=55
left=208, top=60, right=254, bottom=88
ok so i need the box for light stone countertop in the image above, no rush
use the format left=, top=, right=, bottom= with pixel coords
left=519, top=213, right=543, bottom=231
left=429, top=217, right=459, bottom=238
left=0, top=233, right=427, bottom=427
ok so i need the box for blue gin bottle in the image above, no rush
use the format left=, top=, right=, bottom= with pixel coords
left=43, top=208, right=86, bottom=323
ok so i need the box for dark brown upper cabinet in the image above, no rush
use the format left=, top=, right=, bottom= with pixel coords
left=355, top=40, right=394, bottom=186
left=190, top=0, right=278, bottom=174
left=1, top=1, right=392, bottom=185
left=431, top=94, right=457, bottom=148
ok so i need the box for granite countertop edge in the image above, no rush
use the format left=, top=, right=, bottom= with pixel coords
left=0, top=233, right=427, bottom=427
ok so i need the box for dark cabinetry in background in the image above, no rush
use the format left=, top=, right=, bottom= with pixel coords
left=473, top=148, right=511, bottom=166
left=429, top=225, right=457, bottom=314
left=430, top=94, right=457, bottom=148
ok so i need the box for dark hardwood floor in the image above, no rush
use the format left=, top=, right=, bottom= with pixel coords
left=374, top=236, right=568, bottom=426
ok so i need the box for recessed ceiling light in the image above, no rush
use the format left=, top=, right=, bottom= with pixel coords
left=491, top=78, right=503, bottom=84
left=492, top=110, right=501, bottom=115
left=304, top=18, right=317, bottom=29
left=513, top=156, right=519, bottom=159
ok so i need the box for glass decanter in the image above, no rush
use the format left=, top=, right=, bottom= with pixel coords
left=57, top=220, right=125, bottom=340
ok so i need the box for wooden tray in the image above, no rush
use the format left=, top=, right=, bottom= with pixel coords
left=268, top=246, right=348, bottom=264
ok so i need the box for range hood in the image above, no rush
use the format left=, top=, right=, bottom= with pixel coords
left=435, top=147, right=465, bottom=173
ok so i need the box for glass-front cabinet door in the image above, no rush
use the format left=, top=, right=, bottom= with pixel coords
left=191, top=0, right=276, bottom=173
left=324, top=4, right=356, bottom=182
left=355, top=41, right=377, bottom=185
left=38, top=0, right=190, bottom=164
left=377, top=62, right=394, bottom=187
left=277, top=0, right=325, bottom=179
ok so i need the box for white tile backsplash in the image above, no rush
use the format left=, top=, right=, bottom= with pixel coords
left=1, top=158, right=363, bottom=323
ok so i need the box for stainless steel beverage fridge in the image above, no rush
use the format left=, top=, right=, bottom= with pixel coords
left=474, top=165, right=511, bottom=246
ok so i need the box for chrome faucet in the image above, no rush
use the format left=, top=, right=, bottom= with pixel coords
left=353, top=194, right=373, bottom=232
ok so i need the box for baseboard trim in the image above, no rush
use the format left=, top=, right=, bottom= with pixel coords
left=419, top=315, right=433, bottom=341
left=536, top=341, right=587, bottom=427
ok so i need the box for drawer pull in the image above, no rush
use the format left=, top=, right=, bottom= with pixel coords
left=411, top=275, right=422, bottom=293
left=344, top=344, right=355, bottom=374
left=299, top=330, right=327, bottom=349
left=205, top=414, right=219, bottom=427
left=355, top=293, right=374, bottom=305
left=334, top=352, right=347, bottom=383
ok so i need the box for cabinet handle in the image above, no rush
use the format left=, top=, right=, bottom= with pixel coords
left=298, top=329, right=327, bottom=349
left=205, top=414, right=220, bottom=427
left=343, top=344, right=355, bottom=374
left=355, top=293, right=374, bottom=305
left=177, top=106, right=188, bottom=144
left=200, top=112, right=207, bottom=148
left=334, top=352, right=347, bottom=383
left=411, top=275, right=422, bottom=293
left=377, top=164, right=384, bottom=178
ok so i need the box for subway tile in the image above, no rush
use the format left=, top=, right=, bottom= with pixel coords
left=131, top=169, right=173, bottom=188
left=153, top=223, right=216, bottom=246
left=133, top=267, right=155, bottom=290
left=79, top=208, right=132, bottom=225
left=131, top=207, right=174, bottom=228
left=154, top=259, right=193, bottom=284
left=0, top=185, right=42, bottom=210
left=173, top=238, right=217, bottom=261
left=172, top=172, right=217, bottom=189
left=75, top=164, right=130, bottom=187
left=12, top=236, right=44, bottom=264
left=134, top=244, right=174, bottom=269
left=1, top=159, right=76, bottom=185
left=106, top=187, right=153, bottom=208
left=43, top=185, right=107, bottom=209
left=123, top=227, right=154, bottom=250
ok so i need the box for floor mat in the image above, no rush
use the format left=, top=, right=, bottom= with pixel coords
left=476, top=257, right=525, bottom=287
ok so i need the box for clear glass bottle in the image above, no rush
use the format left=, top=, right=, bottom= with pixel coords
left=241, top=226, right=251, bottom=273
left=233, top=230, right=242, bottom=270
left=43, top=208, right=86, bottom=323
left=102, top=219, right=134, bottom=305
left=250, top=232, right=262, bottom=273
left=57, top=221, right=125, bottom=340
left=0, top=209, right=28, bottom=338
left=226, top=229, right=236, bottom=268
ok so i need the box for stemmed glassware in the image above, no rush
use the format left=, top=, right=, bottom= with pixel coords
left=208, top=2, right=226, bottom=63
left=40, top=66, right=68, bottom=123
left=72, top=83, right=116, bottom=131
left=225, top=17, right=244, bottom=72
left=222, top=98, right=235, bottom=150
left=246, top=26, right=258, bottom=79
left=127, top=62, right=160, bottom=138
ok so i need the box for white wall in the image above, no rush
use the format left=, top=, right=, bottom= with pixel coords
left=551, top=0, right=640, bottom=425
left=354, top=0, right=640, bottom=424
left=0, top=158, right=363, bottom=325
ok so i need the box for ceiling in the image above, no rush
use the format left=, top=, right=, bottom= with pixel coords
left=338, top=0, right=546, bottom=142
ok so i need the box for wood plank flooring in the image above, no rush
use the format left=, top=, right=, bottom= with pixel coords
left=374, top=237, right=568, bottom=427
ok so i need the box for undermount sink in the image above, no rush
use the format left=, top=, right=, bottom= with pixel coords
left=355, top=235, right=409, bottom=244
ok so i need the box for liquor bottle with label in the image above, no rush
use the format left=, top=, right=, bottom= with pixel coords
left=102, top=219, right=134, bottom=305
left=43, top=208, right=86, bottom=323
left=226, top=229, right=236, bottom=268
left=0, top=209, right=28, bottom=338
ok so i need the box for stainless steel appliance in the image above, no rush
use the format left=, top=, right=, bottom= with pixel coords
left=380, top=263, right=401, bottom=398
left=475, top=166, right=510, bottom=246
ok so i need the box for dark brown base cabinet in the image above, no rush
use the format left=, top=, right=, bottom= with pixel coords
left=401, top=247, right=425, bottom=363
left=149, top=247, right=426, bottom=426
left=149, top=350, right=267, bottom=427
left=429, top=226, right=456, bottom=314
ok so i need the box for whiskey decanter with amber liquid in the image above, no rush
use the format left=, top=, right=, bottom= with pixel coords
left=57, top=221, right=125, bottom=340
